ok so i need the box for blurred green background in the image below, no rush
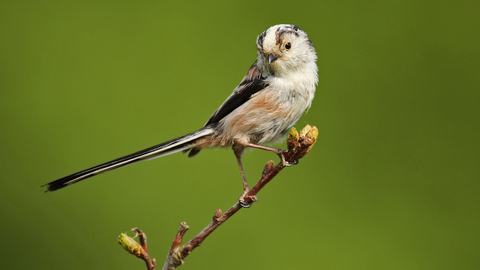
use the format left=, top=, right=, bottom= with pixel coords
left=1, top=0, right=479, bottom=269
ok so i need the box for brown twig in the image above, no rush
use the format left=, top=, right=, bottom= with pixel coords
left=162, top=223, right=189, bottom=270
left=120, top=125, right=318, bottom=270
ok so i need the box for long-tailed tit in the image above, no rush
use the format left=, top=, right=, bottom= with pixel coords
left=44, top=24, right=318, bottom=200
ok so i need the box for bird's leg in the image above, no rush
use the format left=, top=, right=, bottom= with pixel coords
left=243, top=142, right=292, bottom=166
left=234, top=147, right=258, bottom=208
left=235, top=152, right=250, bottom=193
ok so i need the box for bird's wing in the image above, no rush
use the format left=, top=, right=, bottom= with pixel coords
left=205, top=61, right=268, bottom=126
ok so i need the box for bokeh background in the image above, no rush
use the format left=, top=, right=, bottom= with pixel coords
left=1, top=1, right=479, bottom=269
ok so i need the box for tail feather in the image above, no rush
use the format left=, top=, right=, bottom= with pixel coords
left=43, top=127, right=214, bottom=192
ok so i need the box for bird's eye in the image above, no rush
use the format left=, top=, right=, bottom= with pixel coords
left=284, top=42, right=292, bottom=50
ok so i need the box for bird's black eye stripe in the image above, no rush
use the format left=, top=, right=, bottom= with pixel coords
left=284, top=42, right=292, bottom=50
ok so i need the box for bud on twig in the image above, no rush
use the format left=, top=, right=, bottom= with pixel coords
left=262, top=160, right=275, bottom=176
left=214, top=209, right=222, bottom=220
left=296, top=125, right=318, bottom=159
left=287, top=127, right=299, bottom=150
left=119, top=228, right=156, bottom=269
left=118, top=233, right=144, bottom=258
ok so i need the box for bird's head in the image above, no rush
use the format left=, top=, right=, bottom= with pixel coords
left=256, top=24, right=317, bottom=76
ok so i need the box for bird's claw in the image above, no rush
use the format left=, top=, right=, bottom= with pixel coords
left=238, top=190, right=258, bottom=208
left=277, top=150, right=296, bottom=167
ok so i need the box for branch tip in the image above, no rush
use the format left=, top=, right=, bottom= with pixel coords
left=118, top=232, right=144, bottom=258
left=172, top=223, right=189, bottom=250
left=300, top=125, right=312, bottom=135
left=287, top=127, right=300, bottom=150
left=296, top=126, right=318, bottom=159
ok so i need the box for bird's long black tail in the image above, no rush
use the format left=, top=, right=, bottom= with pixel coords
left=43, top=127, right=215, bottom=192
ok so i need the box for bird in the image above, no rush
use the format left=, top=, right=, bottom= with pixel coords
left=43, top=24, right=318, bottom=204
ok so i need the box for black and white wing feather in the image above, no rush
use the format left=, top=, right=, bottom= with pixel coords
left=185, top=62, right=268, bottom=157
left=205, top=61, right=268, bottom=126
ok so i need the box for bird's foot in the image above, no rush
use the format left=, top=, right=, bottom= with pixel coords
left=276, top=149, right=296, bottom=167
left=238, top=189, right=258, bottom=208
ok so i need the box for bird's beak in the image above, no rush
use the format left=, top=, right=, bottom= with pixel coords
left=268, top=54, right=279, bottom=63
